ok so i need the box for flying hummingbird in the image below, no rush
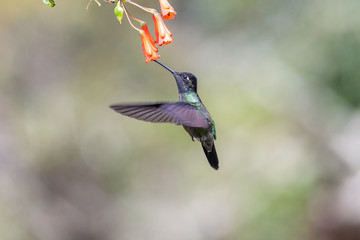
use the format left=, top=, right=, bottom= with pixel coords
left=110, top=60, right=218, bottom=170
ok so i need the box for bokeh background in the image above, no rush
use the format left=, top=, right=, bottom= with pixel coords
left=1, top=0, right=360, bottom=239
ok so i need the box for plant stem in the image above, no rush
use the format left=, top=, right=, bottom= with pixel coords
left=122, top=3, right=144, bottom=25
left=123, top=0, right=156, bottom=14
left=121, top=1, right=141, bottom=32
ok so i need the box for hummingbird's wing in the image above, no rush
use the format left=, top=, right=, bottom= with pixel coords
left=110, top=102, right=209, bottom=128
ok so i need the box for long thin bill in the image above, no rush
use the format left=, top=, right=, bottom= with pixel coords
left=154, top=60, right=175, bottom=74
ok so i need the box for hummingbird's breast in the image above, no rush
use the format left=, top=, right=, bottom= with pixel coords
left=179, top=92, right=201, bottom=105
left=180, top=91, right=215, bottom=150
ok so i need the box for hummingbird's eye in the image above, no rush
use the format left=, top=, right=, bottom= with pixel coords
left=182, top=74, right=188, bottom=80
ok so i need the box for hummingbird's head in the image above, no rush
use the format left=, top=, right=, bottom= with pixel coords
left=173, top=72, right=197, bottom=93
left=154, top=60, right=198, bottom=93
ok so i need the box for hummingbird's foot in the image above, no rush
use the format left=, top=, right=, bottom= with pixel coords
left=191, top=136, right=195, bottom=142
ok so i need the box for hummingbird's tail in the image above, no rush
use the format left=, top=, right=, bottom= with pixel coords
left=202, top=144, right=219, bottom=170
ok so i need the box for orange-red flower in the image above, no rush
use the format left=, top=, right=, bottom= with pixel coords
left=141, top=23, right=156, bottom=45
left=140, top=30, right=160, bottom=63
left=153, top=12, right=173, bottom=46
left=159, top=0, right=176, bottom=20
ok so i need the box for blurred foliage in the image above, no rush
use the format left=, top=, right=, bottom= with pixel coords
left=1, top=0, right=360, bottom=240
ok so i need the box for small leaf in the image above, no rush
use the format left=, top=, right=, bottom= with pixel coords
left=114, top=2, right=124, bottom=24
left=43, top=0, right=56, bottom=7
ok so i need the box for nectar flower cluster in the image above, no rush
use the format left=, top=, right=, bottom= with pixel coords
left=109, top=0, right=176, bottom=63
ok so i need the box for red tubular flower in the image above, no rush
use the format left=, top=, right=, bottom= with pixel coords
left=141, top=23, right=156, bottom=45
left=152, top=12, right=173, bottom=46
left=159, top=0, right=176, bottom=20
left=140, top=30, right=160, bottom=63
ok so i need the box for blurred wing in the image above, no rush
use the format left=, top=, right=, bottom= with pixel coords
left=110, top=102, right=209, bottom=128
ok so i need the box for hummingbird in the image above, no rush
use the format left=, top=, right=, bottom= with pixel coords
left=110, top=60, right=218, bottom=170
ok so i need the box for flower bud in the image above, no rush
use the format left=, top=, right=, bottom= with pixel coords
left=114, top=2, right=124, bottom=24
left=43, top=0, right=56, bottom=7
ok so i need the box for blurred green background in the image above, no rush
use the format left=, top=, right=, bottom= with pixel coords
left=1, top=0, right=360, bottom=239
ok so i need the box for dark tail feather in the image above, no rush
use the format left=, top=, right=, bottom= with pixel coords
left=202, top=144, right=219, bottom=170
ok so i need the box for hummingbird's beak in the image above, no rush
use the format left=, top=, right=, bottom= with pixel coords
left=154, top=60, right=175, bottom=74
